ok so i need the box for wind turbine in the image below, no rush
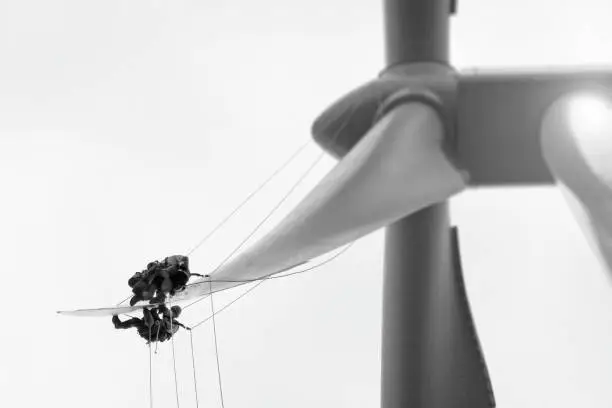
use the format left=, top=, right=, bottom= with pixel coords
left=60, top=1, right=612, bottom=407
left=310, top=1, right=612, bottom=405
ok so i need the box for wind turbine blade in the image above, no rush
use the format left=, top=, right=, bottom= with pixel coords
left=58, top=102, right=467, bottom=317
left=56, top=262, right=307, bottom=317
left=57, top=305, right=153, bottom=317
left=205, top=102, right=466, bottom=284
left=541, top=93, right=612, bottom=277
left=557, top=183, right=610, bottom=270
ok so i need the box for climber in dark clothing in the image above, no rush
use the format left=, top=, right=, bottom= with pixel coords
left=112, top=308, right=162, bottom=343
left=157, top=304, right=190, bottom=336
left=146, top=255, right=204, bottom=304
left=112, top=315, right=144, bottom=330
left=129, top=256, right=205, bottom=306
left=165, top=256, right=205, bottom=294
left=169, top=256, right=205, bottom=292
left=112, top=305, right=190, bottom=343
left=128, top=261, right=161, bottom=306
left=127, top=262, right=155, bottom=288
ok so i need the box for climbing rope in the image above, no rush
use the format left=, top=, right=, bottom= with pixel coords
left=181, top=99, right=361, bottom=313
left=141, top=247, right=350, bottom=408
left=185, top=141, right=311, bottom=257
left=169, top=299, right=181, bottom=408
left=148, top=326, right=153, bottom=408
left=204, top=97, right=361, bottom=281
left=202, top=95, right=360, bottom=283
left=116, top=294, right=132, bottom=306
left=121, top=88, right=372, bottom=408
left=114, top=142, right=311, bottom=307
left=208, top=151, right=325, bottom=279
left=155, top=322, right=162, bottom=354
left=177, top=148, right=325, bottom=315
left=154, top=246, right=356, bottom=408
left=179, top=242, right=354, bottom=408
left=141, top=95, right=363, bottom=407
left=188, top=242, right=354, bottom=329
left=208, top=277, right=226, bottom=408
left=118, top=91, right=361, bottom=309
left=191, top=279, right=265, bottom=330
left=189, top=330, right=200, bottom=408
left=206, top=242, right=354, bottom=284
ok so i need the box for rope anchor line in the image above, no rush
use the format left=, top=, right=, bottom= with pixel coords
left=169, top=299, right=181, bottom=408
left=141, top=95, right=364, bottom=408
left=114, top=142, right=312, bottom=308
left=209, top=277, right=226, bottom=408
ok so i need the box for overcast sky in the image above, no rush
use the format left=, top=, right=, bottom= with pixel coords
left=3, top=0, right=612, bottom=407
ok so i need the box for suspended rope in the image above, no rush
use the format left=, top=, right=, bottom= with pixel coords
left=178, top=244, right=354, bottom=408
left=181, top=155, right=323, bottom=315
left=116, top=294, right=132, bottom=306
left=191, top=280, right=265, bottom=330
left=189, top=331, right=200, bottom=408
left=155, top=322, right=162, bottom=354
left=113, top=142, right=310, bottom=307
left=205, top=96, right=363, bottom=280
left=207, top=242, right=354, bottom=284
left=208, top=152, right=325, bottom=279
left=203, top=96, right=361, bottom=282
left=118, top=96, right=360, bottom=309
left=138, top=100, right=361, bottom=408
left=148, top=326, right=153, bottom=408
left=118, top=91, right=360, bottom=327
left=169, top=299, right=181, bottom=408
left=208, top=277, right=226, bottom=408
left=189, top=242, right=354, bottom=330
left=185, top=141, right=311, bottom=257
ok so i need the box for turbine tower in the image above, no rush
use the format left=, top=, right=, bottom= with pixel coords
left=312, top=1, right=612, bottom=407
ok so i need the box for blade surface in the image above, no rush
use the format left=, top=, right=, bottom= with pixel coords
left=59, top=102, right=467, bottom=316
left=541, top=94, right=612, bottom=277
left=57, top=262, right=306, bottom=317
left=57, top=304, right=154, bottom=317
left=207, top=102, right=466, bottom=284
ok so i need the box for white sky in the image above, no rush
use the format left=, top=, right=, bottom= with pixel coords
left=2, top=0, right=612, bottom=407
